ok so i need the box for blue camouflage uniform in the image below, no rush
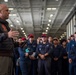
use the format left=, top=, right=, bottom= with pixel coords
left=18, top=41, right=29, bottom=75
left=68, top=40, right=76, bottom=75
left=36, top=42, right=53, bottom=75
left=61, top=46, right=69, bottom=75
left=13, top=47, right=21, bottom=75
left=51, top=44, right=62, bottom=75
left=26, top=40, right=37, bottom=75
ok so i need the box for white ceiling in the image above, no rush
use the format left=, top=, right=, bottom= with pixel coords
left=0, top=0, right=76, bottom=38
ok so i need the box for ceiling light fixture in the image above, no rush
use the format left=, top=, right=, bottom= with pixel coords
left=22, top=30, right=24, bottom=32
left=50, top=14, right=53, bottom=17
left=9, top=14, right=16, bottom=16
left=64, top=32, right=66, bottom=34
left=13, top=14, right=16, bottom=16
left=10, top=25, right=13, bottom=27
left=60, top=36, right=63, bottom=38
left=21, top=28, right=23, bottom=30
left=4, top=0, right=8, bottom=2
left=47, top=8, right=51, bottom=10
left=9, top=8, right=14, bottom=10
left=59, top=38, right=61, bottom=40
left=49, top=20, right=51, bottom=22
left=52, top=8, right=56, bottom=10
left=46, top=30, right=48, bottom=32
left=24, top=33, right=25, bottom=35
left=46, top=27, right=49, bottom=30
left=25, top=35, right=27, bottom=37
left=48, top=24, right=50, bottom=26
left=16, top=20, right=20, bottom=23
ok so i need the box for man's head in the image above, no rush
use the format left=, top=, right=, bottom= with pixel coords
left=53, top=37, right=58, bottom=45
left=70, top=35, right=74, bottom=40
left=28, top=34, right=34, bottom=42
left=41, top=34, right=47, bottom=42
left=74, top=32, right=76, bottom=38
left=0, top=4, right=10, bottom=20
left=48, top=36, right=53, bottom=42
left=61, top=39, right=67, bottom=46
left=37, top=37, right=42, bottom=44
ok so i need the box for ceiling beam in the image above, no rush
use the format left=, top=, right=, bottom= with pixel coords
left=11, top=0, right=27, bottom=35
left=50, top=0, right=64, bottom=29
left=54, top=2, right=76, bottom=36
left=40, top=0, right=47, bottom=35
left=29, top=0, right=35, bottom=35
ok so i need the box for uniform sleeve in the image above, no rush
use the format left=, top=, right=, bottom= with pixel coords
left=58, top=46, right=63, bottom=59
left=68, top=42, right=72, bottom=58
left=36, top=45, right=40, bottom=55
left=46, top=44, right=53, bottom=56
left=69, top=47, right=76, bottom=61
left=33, top=42, right=38, bottom=58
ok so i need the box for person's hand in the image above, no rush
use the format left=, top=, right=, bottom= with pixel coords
left=63, top=56, right=67, bottom=59
left=8, top=29, right=19, bottom=38
left=25, top=53, right=29, bottom=57
left=54, top=58, right=58, bottom=61
left=29, top=55, right=36, bottom=60
left=40, top=55, right=45, bottom=60
left=69, top=58, right=72, bottom=64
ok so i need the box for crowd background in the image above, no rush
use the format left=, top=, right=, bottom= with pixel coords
left=13, top=32, right=76, bottom=75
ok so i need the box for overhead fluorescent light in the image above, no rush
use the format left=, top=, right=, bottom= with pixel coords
left=23, top=33, right=25, bottom=35
left=61, top=35, right=64, bottom=38
left=49, top=20, right=51, bottom=22
left=50, top=14, right=53, bottom=17
left=21, top=28, right=23, bottom=30
left=13, top=14, right=16, bottom=16
left=46, top=27, right=49, bottom=30
left=9, top=14, right=16, bottom=16
left=48, top=24, right=50, bottom=26
left=10, top=25, right=13, bottom=27
left=16, top=20, right=20, bottom=23
left=47, top=8, right=51, bottom=10
left=60, top=36, right=63, bottom=38
left=64, top=32, right=66, bottom=34
left=4, top=0, right=8, bottom=2
left=52, top=8, right=56, bottom=10
left=25, top=34, right=27, bottom=37
left=46, top=30, right=48, bottom=32
left=9, top=8, right=14, bottom=10
left=59, top=38, right=61, bottom=40
left=22, top=30, right=24, bottom=32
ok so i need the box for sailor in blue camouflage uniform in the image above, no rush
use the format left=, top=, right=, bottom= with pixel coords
left=68, top=33, right=76, bottom=75
left=36, top=34, right=53, bottom=75
left=51, top=37, right=62, bottom=75
left=18, top=37, right=28, bottom=75
left=25, top=34, right=37, bottom=75
left=61, top=39, right=69, bottom=75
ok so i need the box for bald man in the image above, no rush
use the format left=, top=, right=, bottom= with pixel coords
left=0, top=4, right=19, bottom=75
